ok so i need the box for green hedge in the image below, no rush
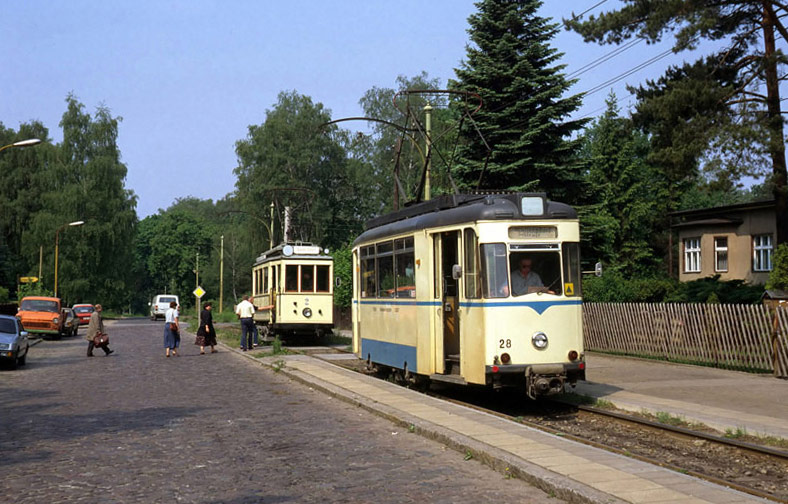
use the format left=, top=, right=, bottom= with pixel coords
left=583, top=272, right=763, bottom=304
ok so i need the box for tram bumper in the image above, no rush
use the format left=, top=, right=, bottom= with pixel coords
left=485, top=362, right=585, bottom=399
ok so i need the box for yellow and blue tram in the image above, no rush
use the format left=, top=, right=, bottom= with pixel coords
left=251, top=242, right=334, bottom=340
left=351, top=193, right=585, bottom=398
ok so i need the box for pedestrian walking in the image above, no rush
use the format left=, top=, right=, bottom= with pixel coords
left=195, top=301, right=217, bottom=354
left=164, top=301, right=180, bottom=357
left=235, top=295, right=255, bottom=351
left=86, top=304, right=113, bottom=357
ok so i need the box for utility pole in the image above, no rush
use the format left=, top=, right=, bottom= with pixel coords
left=269, top=202, right=275, bottom=249
left=219, top=235, right=224, bottom=313
left=424, top=102, right=433, bottom=201
left=195, top=252, right=200, bottom=319
left=284, top=206, right=292, bottom=243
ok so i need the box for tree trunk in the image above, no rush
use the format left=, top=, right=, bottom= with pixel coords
left=763, top=3, right=788, bottom=245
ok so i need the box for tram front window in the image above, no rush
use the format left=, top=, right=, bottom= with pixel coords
left=481, top=243, right=509, bottom=298
left=509, top=251, right=561, bottom=296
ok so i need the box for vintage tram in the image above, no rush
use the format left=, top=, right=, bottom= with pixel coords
left=351, top=192, right=585, bottom=398
left=251, top=242, right=334, bottom=341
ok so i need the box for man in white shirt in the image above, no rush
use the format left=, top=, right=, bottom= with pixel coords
left=235, top=295, right=256, bottom=351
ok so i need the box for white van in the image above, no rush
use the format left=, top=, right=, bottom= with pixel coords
left=150, top=295, right=179, bottom=320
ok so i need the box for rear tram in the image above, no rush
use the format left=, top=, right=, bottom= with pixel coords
left=251, top=242, right=334, bottom=340
left=351, top=193, right=585, bottom=398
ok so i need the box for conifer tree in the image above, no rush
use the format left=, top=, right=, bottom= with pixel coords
left=450, top=0, right=586, bottom=200
left=567, top=0, right=788, bottom=244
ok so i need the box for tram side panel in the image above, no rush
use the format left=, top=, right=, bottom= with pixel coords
left=353, top=233, right=434, bottom=376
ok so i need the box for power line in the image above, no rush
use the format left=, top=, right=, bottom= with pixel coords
left=581, top=46, right=677, bottom=97
left=572, top=0, right=608, bottom=20
left=567, top=38, right=643, bottom=79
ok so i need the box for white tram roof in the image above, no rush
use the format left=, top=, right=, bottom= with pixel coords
left=354, top=192, right=577, bottom=246
left=254, top=242, right=333, bottom=266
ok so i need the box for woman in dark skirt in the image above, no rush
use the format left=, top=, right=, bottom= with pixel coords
left=195, top=301, right=217, bottom=354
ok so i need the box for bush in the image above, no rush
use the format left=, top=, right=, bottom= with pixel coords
left=0, top=285, right=8, bottom=303
left=767, top=243, right=788, bottom=291
left=333, top=244, right=353, bottom=309
left=583, top=271, right=678, bottom=302
left=583, top=272, right=762, bottom=304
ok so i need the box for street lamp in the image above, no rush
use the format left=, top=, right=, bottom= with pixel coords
left=54, top=220, right=84, bottom=298
left=0, top=138, right=42, bottom=153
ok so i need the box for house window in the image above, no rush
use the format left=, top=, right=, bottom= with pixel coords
left=684, top=237, right=701, bottom=273
left=753, top=234, right=773, bottom=272
left=714, top=237, right=728, bottom=272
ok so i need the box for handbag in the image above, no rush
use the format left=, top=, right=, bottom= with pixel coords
left=93, top=331, right=109, bottom=347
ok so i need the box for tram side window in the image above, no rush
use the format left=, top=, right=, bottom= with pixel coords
left=377, top=241, right=395, bottom=298
left=285, top=265, right=299, bottom=292
left=481, top=243, right=509, bottom=298
left=273, top=265, right=278, bottom=292
left=360, top=246, right=376, bottom=298
left=263, top=267, right=269, bottom=294
left=464, top=229, right=481, bottom=299
left=395, top=237, right=415, bottom=298
left=301, top=265, right=314, bottom=293
left=509, top=251, right=562, bottom=296
left=316, top=265, right=330, bottom=292
left=562, top=243, right=581, bottom=297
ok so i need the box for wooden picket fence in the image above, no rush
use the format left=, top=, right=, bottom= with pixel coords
left=583, top=303, right=788, bottom=378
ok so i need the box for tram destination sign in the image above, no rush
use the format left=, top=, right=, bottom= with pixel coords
left=508, top=226, right=557, bottom=240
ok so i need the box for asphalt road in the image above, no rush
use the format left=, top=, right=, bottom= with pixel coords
left=0, top=319, right=559, bottom=503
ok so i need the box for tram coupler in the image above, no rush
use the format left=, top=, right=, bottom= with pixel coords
left=525, top=365, right=566, bottom=399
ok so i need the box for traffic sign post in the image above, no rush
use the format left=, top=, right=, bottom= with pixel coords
left=193, top=286, right=206, bottom=320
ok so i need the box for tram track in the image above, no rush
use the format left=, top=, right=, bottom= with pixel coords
left=319, top=352, right=788, bottom=503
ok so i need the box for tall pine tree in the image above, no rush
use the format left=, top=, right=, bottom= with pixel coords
left=450, top=0, right=586, bottom=200
left=567, top=0, right=788, bottom=244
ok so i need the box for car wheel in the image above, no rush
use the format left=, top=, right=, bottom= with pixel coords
left=18, top=347, right=27, bottom=366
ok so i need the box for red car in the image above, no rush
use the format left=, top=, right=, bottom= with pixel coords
left=72, top=304, right=95, bottom=326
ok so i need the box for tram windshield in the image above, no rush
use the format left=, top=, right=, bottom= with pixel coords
left=480, top=243, right=580, bottom=298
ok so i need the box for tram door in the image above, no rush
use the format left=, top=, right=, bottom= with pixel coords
left=436, top=231, right=461, bottom=375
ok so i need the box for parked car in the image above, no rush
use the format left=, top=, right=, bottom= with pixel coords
left=72, top=304, right=95, bottom=326
left=0, top=314, right=29, bottom=369
left=60, top=307, right=79, bottom=337
left=150, top=294, right=179, bottom=320
left=17, top=296, right=70, bottom=339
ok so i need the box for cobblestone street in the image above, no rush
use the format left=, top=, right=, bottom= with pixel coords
left=0, top=319, right=558, bottom=503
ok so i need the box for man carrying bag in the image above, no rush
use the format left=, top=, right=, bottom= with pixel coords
left=86, top=304, right=114, bottom=357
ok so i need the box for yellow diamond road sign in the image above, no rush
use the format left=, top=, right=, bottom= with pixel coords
left=193, top=286, right=205, bottom=298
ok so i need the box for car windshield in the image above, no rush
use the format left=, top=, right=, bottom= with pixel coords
left=0, top=319, right=17, bottom=334
left=20, top=300, right=59, bottom=312
left=74, top=306, right=94, bottom=313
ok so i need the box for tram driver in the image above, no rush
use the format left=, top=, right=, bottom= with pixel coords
left=510, top=256, right=553, bottom=296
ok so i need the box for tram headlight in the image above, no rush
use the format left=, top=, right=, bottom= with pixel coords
left=531, top=332, right=548, bottom=350
left=302, top=307, right=312, bottom=318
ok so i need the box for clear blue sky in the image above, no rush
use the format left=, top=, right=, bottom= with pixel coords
left=1, top=1, right=738, bottom=218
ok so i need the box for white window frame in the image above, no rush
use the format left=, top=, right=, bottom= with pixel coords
left=684, top=237, right=701, bottom=273
left=714, top=237, right=728, bottom=273
left=753, top=234, right=773, bottom=272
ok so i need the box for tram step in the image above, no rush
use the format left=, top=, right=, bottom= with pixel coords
left=429, top=373, right=467, bottom=386
left=446, top=354, right=460, bottom=363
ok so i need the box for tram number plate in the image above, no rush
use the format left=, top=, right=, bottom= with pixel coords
left=499, top=339, right=512, bottom=348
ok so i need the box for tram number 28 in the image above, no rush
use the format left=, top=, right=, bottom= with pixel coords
left=499, top=339, right=512, bottom=349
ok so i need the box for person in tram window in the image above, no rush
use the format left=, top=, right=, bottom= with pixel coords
left=510, top=256, right=549, bottom=296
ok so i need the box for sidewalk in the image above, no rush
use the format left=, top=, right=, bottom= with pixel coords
left=227, top=345, right=772, bottom=504
left=575, top=353, right=788, bottom=440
